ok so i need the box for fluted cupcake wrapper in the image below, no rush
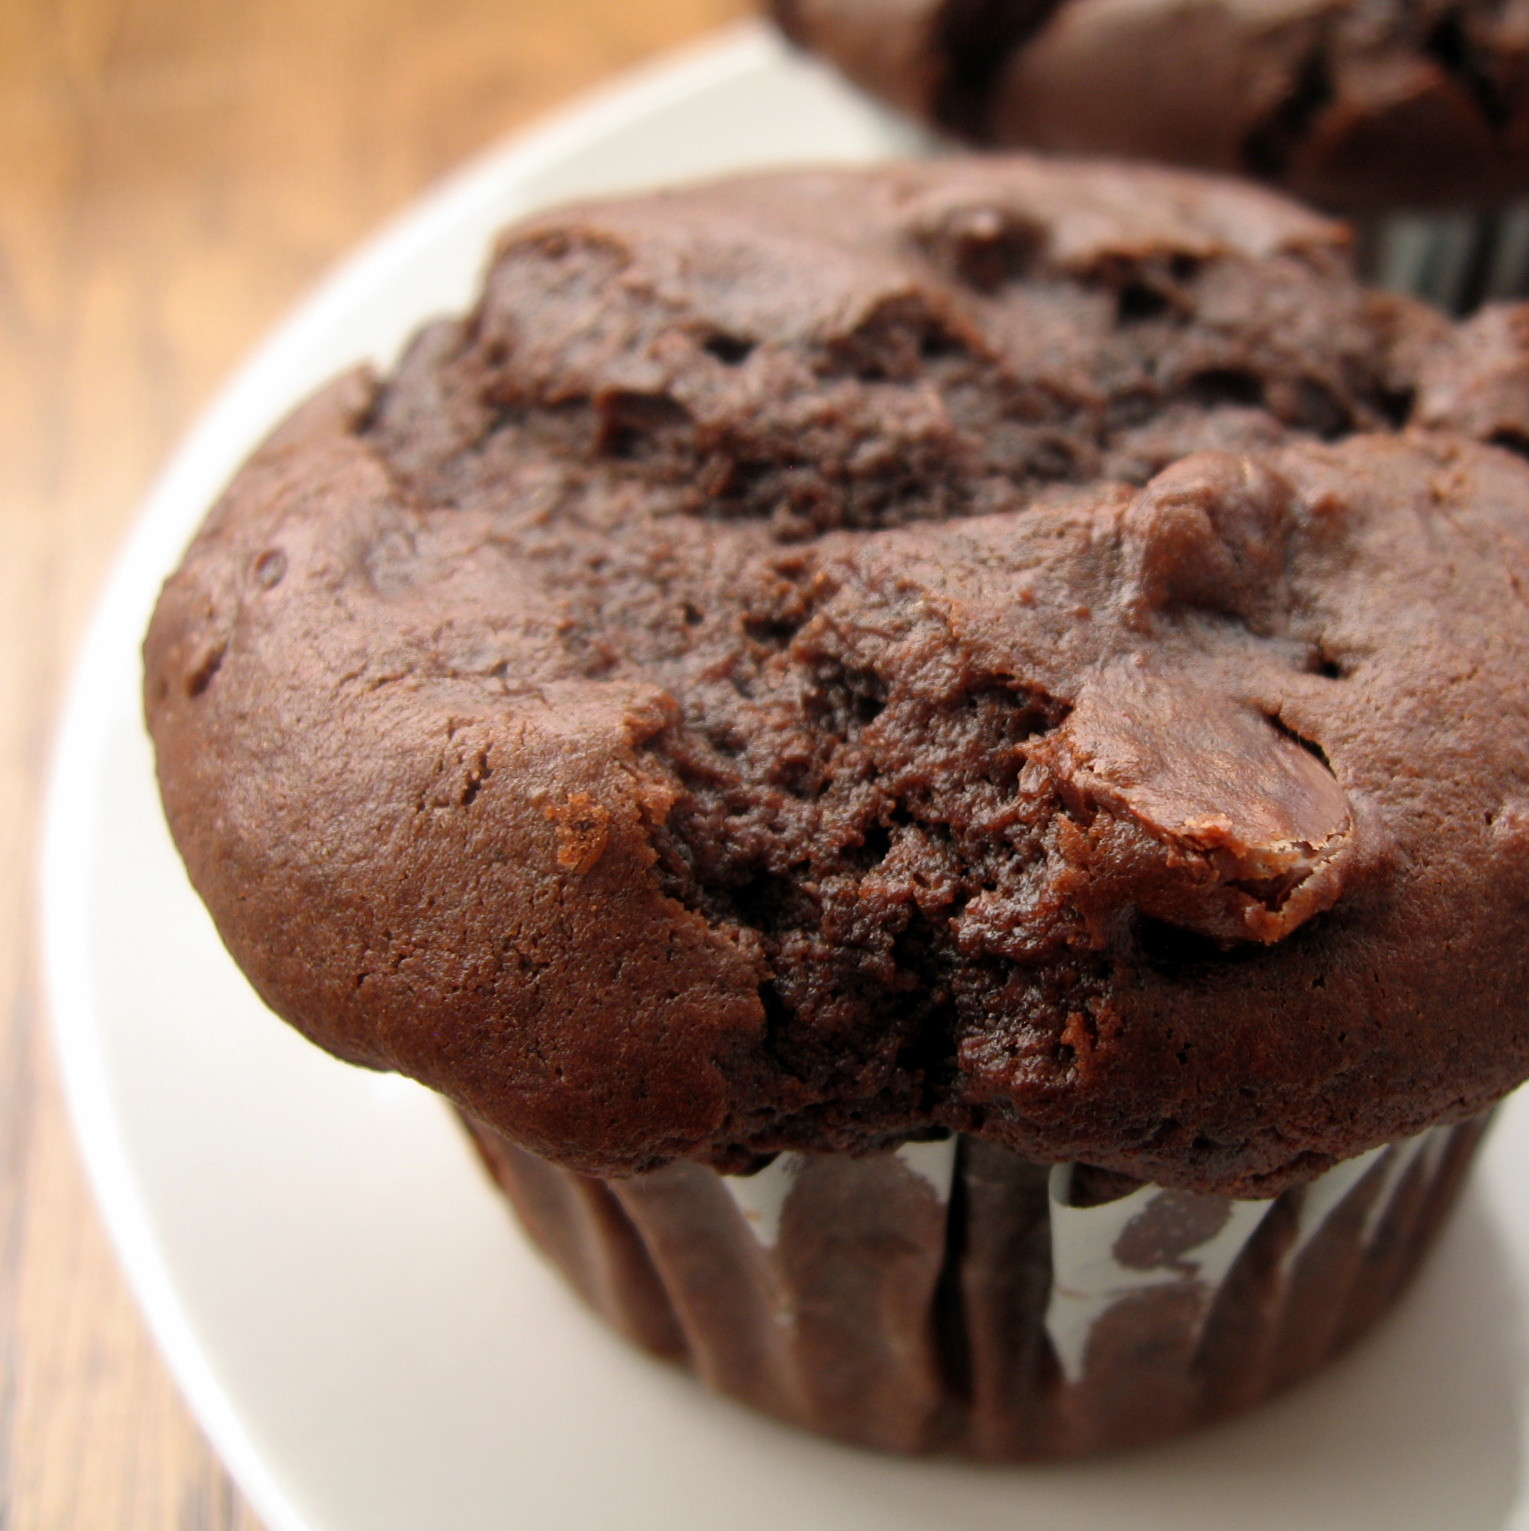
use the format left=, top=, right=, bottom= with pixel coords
left=464, top=1113, right=1488, bottom=1459
left=1356, top=206, right=1529, bottom=315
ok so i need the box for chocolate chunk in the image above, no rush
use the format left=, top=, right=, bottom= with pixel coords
left=1121, top=452, right=1293, bottom=629
left=1029, top=666, right=1354, bottom=946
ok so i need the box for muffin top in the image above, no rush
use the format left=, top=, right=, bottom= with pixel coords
left=771, top=0, right=1529, bottom=211
left=145, top=157, right=1529, bottom=1195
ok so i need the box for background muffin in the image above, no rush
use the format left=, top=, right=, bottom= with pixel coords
left=770, top=0, right=1529, bottom=309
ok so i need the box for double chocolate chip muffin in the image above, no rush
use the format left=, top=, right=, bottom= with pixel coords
left=145, top=156, right=1529, bottom=1455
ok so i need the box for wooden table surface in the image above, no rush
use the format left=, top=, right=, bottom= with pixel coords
left=0, top=2, right=746, bottom=1523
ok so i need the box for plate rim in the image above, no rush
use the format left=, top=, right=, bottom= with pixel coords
left=35, top=24, right=796, bottom=1531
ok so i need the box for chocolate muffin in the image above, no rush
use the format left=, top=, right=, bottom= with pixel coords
left=770, top=0, right=1529, bottom=211
left=145, top=157, right=1529, bottom=1455
left=769, top=0, right=1529, bottom=308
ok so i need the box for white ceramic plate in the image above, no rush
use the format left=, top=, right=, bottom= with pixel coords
left=40, top=22, right=1529, bottom=1531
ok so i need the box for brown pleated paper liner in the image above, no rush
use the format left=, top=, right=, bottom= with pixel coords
left=464, top=1113, right=1489, bottom=1459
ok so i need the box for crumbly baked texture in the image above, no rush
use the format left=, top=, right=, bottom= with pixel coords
left=770, top=0, right=1529, bottom=211
left=144, top=158, right=1529, bottom=1195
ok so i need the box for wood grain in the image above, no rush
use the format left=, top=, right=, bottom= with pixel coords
left=0, top=1, right=747, bottom=1524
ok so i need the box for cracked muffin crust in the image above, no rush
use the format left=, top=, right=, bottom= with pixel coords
left=770, top=0, right=1529, bottom=211
left=144, top=158, right=1529, bottom=1196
